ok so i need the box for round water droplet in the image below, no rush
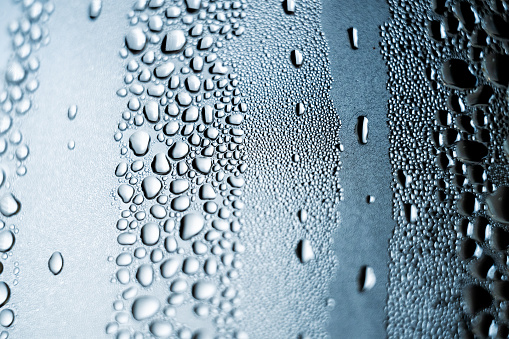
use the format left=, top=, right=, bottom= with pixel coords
left=131, top=296, right=160, bottom=320
left=126, top=28, right=147, bottom=54
left=0, top=309, right=14, bottom=327
left=192, top=280, right=216, bottom=300
left=168, top=141, right=189, bottom=160
left=5, top=62, right=26, bottom=85
left=150, top=320, right=173, bottom=338
left=136, top=264, right=154, bottom=287
left=141, top=176, right=162, bottom=200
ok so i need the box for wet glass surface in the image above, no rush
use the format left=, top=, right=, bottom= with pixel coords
left=1, top=0, right=508, bottom=338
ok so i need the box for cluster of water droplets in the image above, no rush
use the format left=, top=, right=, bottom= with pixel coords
left=108, top=0, right=249, bottom=338
left=225, top=0, right=341, bottom=337
left=0, top=0, right=54, bottom=336
left=383, top=0, right=509, bottom=336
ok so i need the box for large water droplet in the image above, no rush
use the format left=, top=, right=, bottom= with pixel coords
left=131, top=296, right=160, bottom=321
left=48, top=251, right=64, bottom=275
left=180, top=213, right=204, bottom=240
left=162, top=30, right=186, bottom=54
left=358, top=265, right=376, bottom=292
left=0, top=194, right=21, bottom=217
left=125, top=28, right=147, bottom=54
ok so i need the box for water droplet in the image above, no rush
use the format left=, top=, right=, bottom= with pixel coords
left=129, top=131, right=151, bottom=156
left=0, top=283, right=10, bottom=307
left=126, top=28, right=147, bottom=54
left=486, top=186, right=509, bottom=224
left=136, top=264, right=154, bottom=287
left=348, top=27, right=358, bottom=49
left=296, top=239, right=315, bottom=263
left=192, top=280, right=216, bottom=300
left=358, top=265, right=376, bottom=292
left=162, top=30, right=186, bottom=54
left=67, top=105, right=77, bottom=120
left=149, top=320, right=173, bottom=338
left=180, top=213, right=204, bottom=240
left=48, top=251, right=64, bottom=275
left=0, top=309, right=14, bottom=328
left=291, top=49, right=304, bottom=68
left=141, top=222, right=160, bottom=246
left=5, top=62, right=26, bottom=85
left=141, top=176, right=162, bottom=200
left=131, top=296, right=160, bottom=321
left=0, top=194, right=20, bottom=217
left=356, top=116, right=368, bottom=144
left=0, top=232, right=14, bottom=253
left=89, top=0, right=102, bottom=19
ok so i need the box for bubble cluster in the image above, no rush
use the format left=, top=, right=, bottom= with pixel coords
left=383, top=0, right=509, bottom=336
left=109, top=0, right=249, bottom=338
left=0, top=0, right=54, bottom=334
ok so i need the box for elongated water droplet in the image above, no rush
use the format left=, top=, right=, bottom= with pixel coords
left=48, top=251, right=64, bottom=275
